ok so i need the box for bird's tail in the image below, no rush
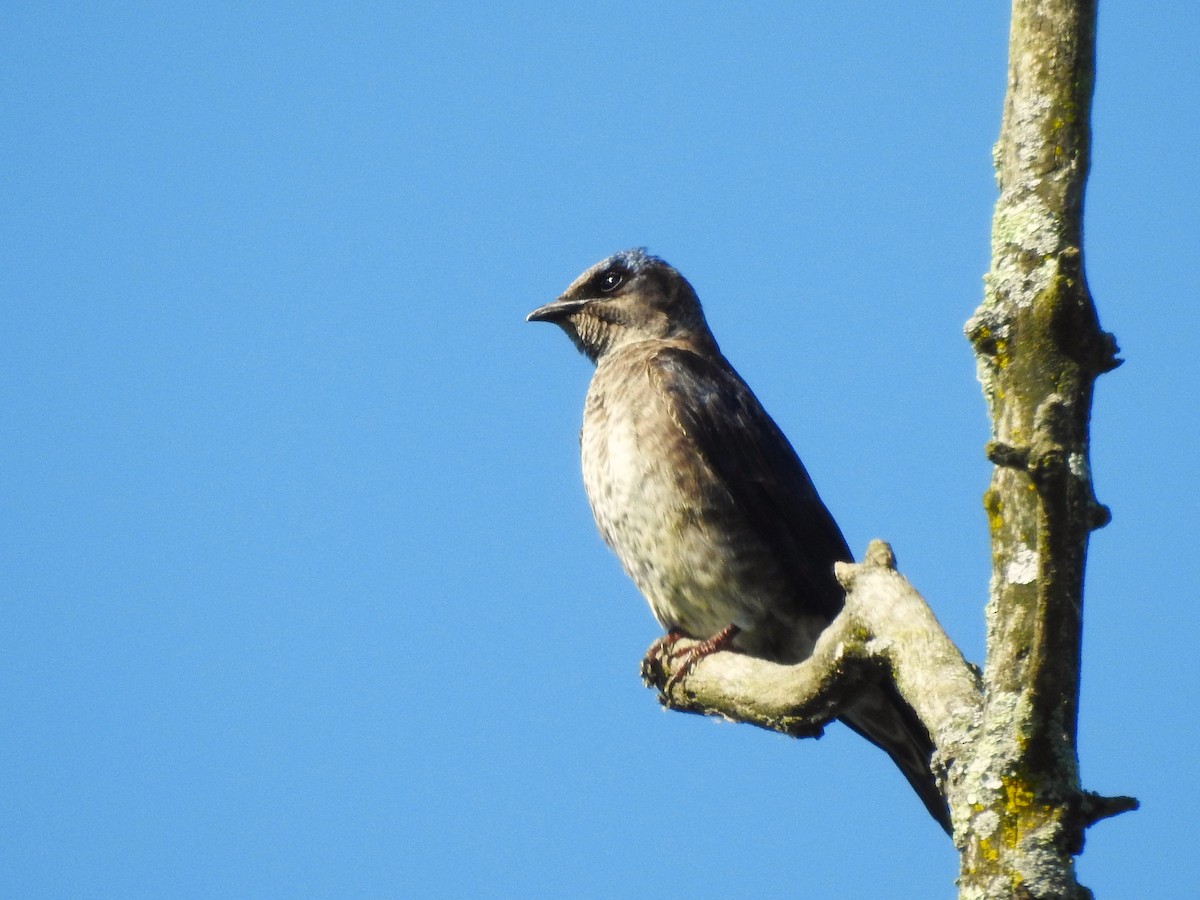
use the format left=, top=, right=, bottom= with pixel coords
left=838, top=682, right=951, bottom=834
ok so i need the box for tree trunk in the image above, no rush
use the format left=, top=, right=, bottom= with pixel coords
left=962, top=0, right=1122, bottom=893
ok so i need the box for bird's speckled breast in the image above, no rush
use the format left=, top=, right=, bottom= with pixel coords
left=579, top=342, right=773, bottom=639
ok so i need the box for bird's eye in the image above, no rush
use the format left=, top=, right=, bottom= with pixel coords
left=599, top=270, right=623, bottom=293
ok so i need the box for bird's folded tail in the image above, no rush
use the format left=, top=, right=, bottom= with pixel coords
left=838, top=682, right=952, bottom=834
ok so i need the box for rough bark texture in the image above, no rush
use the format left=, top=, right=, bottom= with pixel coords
left=960, top=0, right=1124, bottom=896
left=642, top=2, right=1138, bottom=897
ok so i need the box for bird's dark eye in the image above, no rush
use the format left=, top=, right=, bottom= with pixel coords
left=599, top=270, right=623, bottom=293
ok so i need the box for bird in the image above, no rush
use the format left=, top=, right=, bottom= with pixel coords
left=527, top=248, right=951, bottom=834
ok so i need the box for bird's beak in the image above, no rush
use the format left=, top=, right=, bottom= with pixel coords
left=526, top=295, right=586, bottom=323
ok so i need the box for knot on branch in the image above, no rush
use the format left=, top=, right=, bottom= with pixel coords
left=984, top=436, right=1066, bottom=488
left=1044, top=247, right=1124, bottom=376
left=965, top=310, right=1012, bottom=366
left=1074, top=791, right=1140, bottom=830
left=984, top=401, right=1111, bottom=532
left=986, top=440, right=1031, bottom=470
left=1088, top=502, right=1112, bottom=530
left=835, top=540, right=897, bottom=592
left=1028, top=440, right=1068, bottom=489
left=984, top=396, right=1071, bottom=487
left=1095, top=330, right=1123, bottom=373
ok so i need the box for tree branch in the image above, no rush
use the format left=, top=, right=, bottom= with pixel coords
left=642, top=541, right=981, bottom=787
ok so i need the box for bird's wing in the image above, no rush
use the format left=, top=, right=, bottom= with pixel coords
left=649, top=348, right=949, bottom=832
left=648, top=346, right=851, bottom=621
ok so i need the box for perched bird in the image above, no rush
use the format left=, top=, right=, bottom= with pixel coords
left=527, top=248, right=951, bottom=833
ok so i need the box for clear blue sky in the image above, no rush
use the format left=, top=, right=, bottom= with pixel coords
left=4, top=4, right=1196, bottom=897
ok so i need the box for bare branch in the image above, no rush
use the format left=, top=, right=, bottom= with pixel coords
left=640, top=604, right=870, bottom=739
left=642, top=541, right=982, bottom=788
left=834, top=542, right=981, bottom=758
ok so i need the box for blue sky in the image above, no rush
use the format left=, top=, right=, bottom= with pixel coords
left=3, top=3, right=1196, bottom=897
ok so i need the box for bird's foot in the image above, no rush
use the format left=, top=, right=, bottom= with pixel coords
left=662, top=623, right=740, bottom=694
left=645, top=630, right=686, bottom=670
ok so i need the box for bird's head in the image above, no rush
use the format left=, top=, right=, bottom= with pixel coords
left=527, top=248, right=717, bottom=362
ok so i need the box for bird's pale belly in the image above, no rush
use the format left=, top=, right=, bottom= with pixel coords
left=580, top=408, right=779, bottom=642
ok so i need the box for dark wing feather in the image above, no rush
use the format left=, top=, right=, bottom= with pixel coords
left=648, top=346, right=852, bottom=622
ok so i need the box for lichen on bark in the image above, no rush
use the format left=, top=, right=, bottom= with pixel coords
left=960, top=1, right=1129, bottom=896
